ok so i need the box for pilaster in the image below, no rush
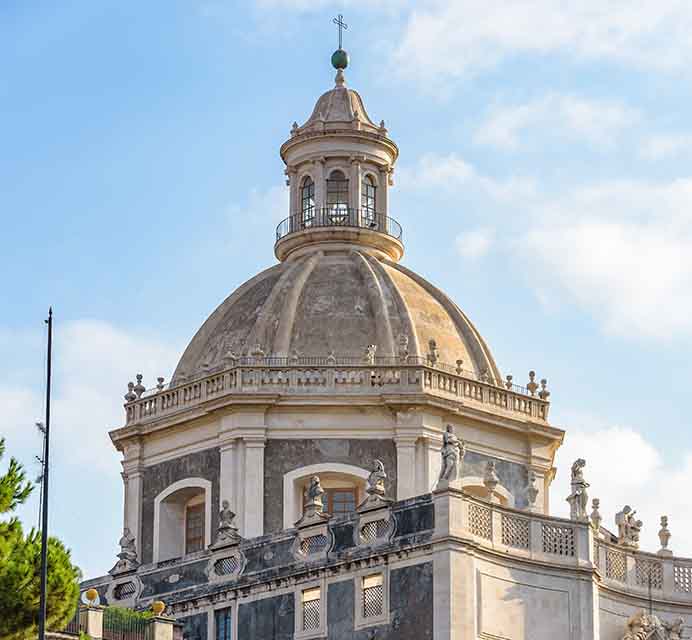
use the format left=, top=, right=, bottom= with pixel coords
left=394, top=435, right=418, bottom=500
left=121, top=438, right=143, bottom=556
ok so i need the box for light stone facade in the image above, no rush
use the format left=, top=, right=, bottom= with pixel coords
left=83, top=50, right=692, bottom=640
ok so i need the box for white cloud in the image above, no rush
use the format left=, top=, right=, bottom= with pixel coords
left=0, top=321, right=180, bottom=577
left=399, top=152, right=537, bottom=202
left=393, top=1, right=692, bottom=84
left=640, top=134, right=692, bottom=159
left=554, top=425, right=692, bottom=556
left=229, top=184, right=289, bottom=223
left=456, top=228, right=494, bottom=259
left=475, top=94, right=640, bottom=150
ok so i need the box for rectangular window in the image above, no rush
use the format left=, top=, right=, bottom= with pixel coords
left=301, top=587, right=321, bottom=631
left=185, top=503, right=205, bottom=554
left=326, top=488, right=357, bottom=515
left=362, top=574, right=384, bottom=618
left=214, top=608, right=232, bottom=640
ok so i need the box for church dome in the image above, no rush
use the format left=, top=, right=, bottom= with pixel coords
left=171, top=249, right=500, bottom=384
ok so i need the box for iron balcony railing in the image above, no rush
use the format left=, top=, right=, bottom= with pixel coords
left=275, top=208, right=403, bottom=243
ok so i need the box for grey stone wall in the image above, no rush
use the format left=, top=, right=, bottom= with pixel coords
left=263, top=438, right=397, bottom=533
left=237, top=593, right=294, bottom=640
left=326, top=561, right=434, bottom=639
left=463, top=451, right=530, bottom=509
left=177, top=613, right=207, bottom=640
left=140, top=447, right=221, bottom=564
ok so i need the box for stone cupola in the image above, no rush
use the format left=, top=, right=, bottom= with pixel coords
left=277, top=50, right=401, bottom=263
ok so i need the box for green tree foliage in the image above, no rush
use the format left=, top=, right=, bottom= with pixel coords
left=0, top=438, right=81, bottom=640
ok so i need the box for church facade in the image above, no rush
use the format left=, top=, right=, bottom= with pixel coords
left=82, top=48, right=692, bottom=640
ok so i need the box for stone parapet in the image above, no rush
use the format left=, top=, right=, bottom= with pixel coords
left=119, top=357, right=551, bottom=429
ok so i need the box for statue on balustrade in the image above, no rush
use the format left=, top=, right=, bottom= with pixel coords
left=566, top=458, right=590, bottom=521
left=212, top=500, right=241, bottom=547
left=616, top=505, right=643, bottom=549
left=109, top=527, right=139, bottom=575
left=437, top=425, right=465, bottom=487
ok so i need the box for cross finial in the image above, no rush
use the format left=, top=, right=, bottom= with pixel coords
left=333, top=14, right=348, bottom=49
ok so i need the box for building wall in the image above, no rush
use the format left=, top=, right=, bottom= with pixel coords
left=263, top=438, right=397, bottom=533
left=237, top=593, right=295, bottom=640
left=462, top=450, right=530, bottom=508
left=140, top=447, right=221, bottom=565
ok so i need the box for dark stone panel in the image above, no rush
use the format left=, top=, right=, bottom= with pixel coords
left=243, top=538, right=296, bottom=574
left=263, top=439, right=397, bottom=534
left=238, top=593, right=294, bottom=640
left=140, top=447, right=221, bottom=564
left=389, top=561, right=433, bottom=639
left=331, top=521, right=356, bottom=553
left=327, top=579, right=355, bottom=636
left=394, top=501, right=434, bottom=538
left=140, top=560, right=210, bottom=598
left=177, top=613, right=207, bottom=640
left=462, top=451, right=530, bottom=508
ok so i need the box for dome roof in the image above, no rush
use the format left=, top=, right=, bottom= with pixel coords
left=171, top=249, right=500, bottom=384
left=293, top=69, right=382, bottom=135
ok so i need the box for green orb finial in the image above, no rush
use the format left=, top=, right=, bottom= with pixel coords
left=331, top=48, right=349, bottom=70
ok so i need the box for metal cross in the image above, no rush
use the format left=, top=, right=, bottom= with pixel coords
left=333, top=14, right=348, bottom=49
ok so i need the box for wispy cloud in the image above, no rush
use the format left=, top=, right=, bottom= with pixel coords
left=392, top=1, right=692, bottom=85
left=475, top=94, right=640, bottom=151
left=640, top=133, right=692, bottom=160
left=456, top=228, right=494, bottom=260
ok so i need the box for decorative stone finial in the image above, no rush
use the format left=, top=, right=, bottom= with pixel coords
left=590, top=498, right=602, bottom=533
left=291, top=121, right=299, bottom=136
left=479, top=369, right=490, bottom=383
left=455, top=359, right=464, bottom=375
left=290, top=348, right=300, bottom=364
left=85, top=588, right=99, bottom=606
left=251, top=343, right=265, bottom=359
left=658, top=515, right=672, bottom=556
left=538, top=378, right=550, bottom=401
left=436, top=425, right=465, bottom=490
left=398, top=334, right=409, bottom=360
left=109, top=527, right=139, bottom=575
left=483, top=462, right=500, bottom=501
left=566, top=458, right=589, bottom=521
left=156, top=377, right=165, bottom=391
left=134, top=374, right=145, bottom=398
left=364, top=344, right=377, bottom=365
left=212, top=500, right=241, bottom=548
left=124, top=381, right=136, bottom=403
left=223, top=349, right=238, bottom=366
left=427, top=339, right=439, bottom=366
left=526, top=371, right=538, bottom=396
left=526, top=470, right=539, bottom=511
left=151, top=601, right=166, bottom=616
left=327, top=350, right=336, bottom=364
left=505, top=375, right=513, bottom=390
left=615, top=505, right=642, bottom=549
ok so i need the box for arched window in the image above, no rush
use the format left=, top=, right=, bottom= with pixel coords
left=361, top=175, right=377, bottom=227
left=300, top=176, right=315, bottom=228
left=153, top=478, right=212, bottom=562
left=326, top=170, right=349, bottom=224
left=282, top=463, right=370, bottom=529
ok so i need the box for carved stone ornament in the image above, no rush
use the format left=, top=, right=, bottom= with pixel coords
left=109, top=528, right=139, bottom=575
left=658, top=515, right=672, bottom=556
left=211, top=500, right=241, bottom=549
left=526, top=470, right=539, bottom=510
left=566, top=458, right=590, bottom=521
left=526, top=371, right=539, bottom=396
left=294, top=475, right=331, bottom=528
left=364, top=344, right=377, bottom=365
left=615, top=505, right=643, bottom=549
left=358, top=459, right=393, bottom=512
left=436, top=425, right=465, bottom=490
left=397, top=334, right=409, bottom=360
left=621, top=610, right=684, bottom=640
left=590, top=498, right=602, bottom=533
left=427, top=339, right=439, bottom=366
left=483, top=461, right=500, bottom=501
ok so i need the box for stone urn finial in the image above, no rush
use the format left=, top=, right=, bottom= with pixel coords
left=538, top=378, right=550, bottom=401
left=658, top=515, right=672, bottom=556
left=134, top=374, right=145, bottom=398
left=526, top=371, right=538, bottom=396
left=124, top=381, right=136, bottom=402
left=151, top=600, right=166, bottom=616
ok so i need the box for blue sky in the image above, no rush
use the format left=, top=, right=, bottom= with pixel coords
left=3, top=1, right=692, bottom=578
